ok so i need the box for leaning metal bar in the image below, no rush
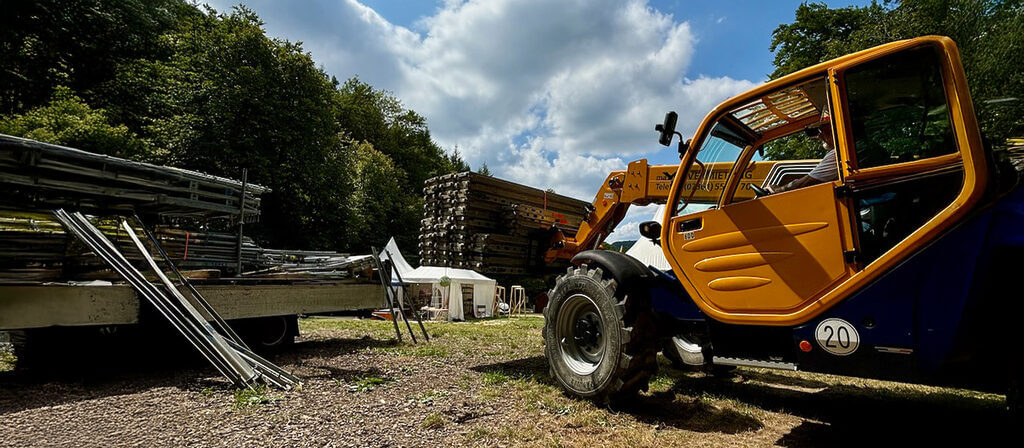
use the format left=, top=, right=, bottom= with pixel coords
left=226, top=339, right=301, bottom=390
left=120, top=219, right=257, bottom=383
left=132, top=214, right=249, bottom=350
left=371, top=248, right=403, bottom=343
left=53, top=210, right=243, bottom=386
left=384, top=249, right=429, bottom=341
left=382, top=258, right=418, bottom=344
left=131, top=221, right=298, bottom=389
left=71, top=212, right=247, bottom=386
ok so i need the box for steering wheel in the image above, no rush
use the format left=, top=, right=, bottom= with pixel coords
left=750, top=184, right=771, bottom=198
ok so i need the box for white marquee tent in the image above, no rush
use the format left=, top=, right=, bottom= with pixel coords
left=402, top=266, right=496, bottom=321
left=379, top=237, right=497, bottom=321
left=624, top=205, right=672, bottom=270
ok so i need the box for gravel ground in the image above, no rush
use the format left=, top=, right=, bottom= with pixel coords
left=0, top=316, right=1012, bottom=447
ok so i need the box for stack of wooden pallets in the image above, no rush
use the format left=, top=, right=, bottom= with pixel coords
left=419, top=172, right=589, bottom=275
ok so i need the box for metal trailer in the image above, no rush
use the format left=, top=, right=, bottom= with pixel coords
left=0, top=134, right=386, bottom=364
left=0, top=280, right=383, bottom=349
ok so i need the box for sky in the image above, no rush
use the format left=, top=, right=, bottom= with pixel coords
left=205, top=0, right=873, bottom=242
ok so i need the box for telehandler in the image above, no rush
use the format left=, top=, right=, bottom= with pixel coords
left=542, top=36, right=1024, bottom=413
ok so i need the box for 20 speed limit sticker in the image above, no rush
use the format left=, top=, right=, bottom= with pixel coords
left=814, top=318, right=860, bottom=356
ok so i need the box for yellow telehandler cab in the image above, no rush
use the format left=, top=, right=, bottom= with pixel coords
left=542, top=36, right=1024, bottom=416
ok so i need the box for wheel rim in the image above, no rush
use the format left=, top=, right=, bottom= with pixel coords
left=556, top=293, right=606, bottom=375
left=256, top=316, right=289, bottom=347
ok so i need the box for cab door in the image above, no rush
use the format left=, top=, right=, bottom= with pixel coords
left=662, top=36, right=987, bottom=326
left=666, top=169, right=850, bottom=322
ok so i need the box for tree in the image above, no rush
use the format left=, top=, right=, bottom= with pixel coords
left=336, top=78, right=466, bottom=190
left=106, top=6, right=354, bottom=249
left=0, top=0, right=188, bottom=115
left=477, top=163, right=493, bottom=176
left=346, top=142, right=415, bottom=252
left=0, top=86, right=152, bottom=160
left=0, top=2, right=466, bottom=253
left=771, top=1, right=1024, bottom=143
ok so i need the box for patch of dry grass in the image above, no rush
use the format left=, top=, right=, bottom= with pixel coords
left=294, top=315, right=1009, bottom=447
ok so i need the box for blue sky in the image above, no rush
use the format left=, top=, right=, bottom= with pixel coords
left=206, top=0, right=874, bottom=241
left=358, top=0, right=872, bottom=82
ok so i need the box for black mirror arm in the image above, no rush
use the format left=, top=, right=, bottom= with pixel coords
left=676, top=134, right=688, bottom=159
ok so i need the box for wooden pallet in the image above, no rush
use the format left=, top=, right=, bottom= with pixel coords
left=419, top=172, right=589, bottom=275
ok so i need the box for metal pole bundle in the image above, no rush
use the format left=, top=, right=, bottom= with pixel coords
left=53, top=209, right=300, bottom=390
left=371, top=247, right=407, bottom=343
left=385, top=249, right=429, bottom=342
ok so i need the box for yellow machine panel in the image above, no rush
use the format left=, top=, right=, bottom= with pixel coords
left=668, top=182, right=848, bottom=313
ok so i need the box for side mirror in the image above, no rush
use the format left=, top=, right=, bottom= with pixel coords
left=639, top=221, right=662, bottom=241
left=655, top=111, right=678, bottom=146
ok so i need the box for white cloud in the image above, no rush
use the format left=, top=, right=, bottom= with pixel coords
left=205, top=0, right=759, bottom=200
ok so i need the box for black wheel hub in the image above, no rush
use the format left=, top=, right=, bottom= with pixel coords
left=555, top=293, right=607, bottom=375
left=573, top=312, right=603, bottom=358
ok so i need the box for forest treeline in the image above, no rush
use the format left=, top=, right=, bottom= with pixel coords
left=0, top=1, right=468, bottom=255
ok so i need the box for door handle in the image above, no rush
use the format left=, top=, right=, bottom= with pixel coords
left=677, top=217, right=702, bottom=232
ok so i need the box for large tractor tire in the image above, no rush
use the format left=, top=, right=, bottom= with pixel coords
left=543, top=264, right=658, bottom=403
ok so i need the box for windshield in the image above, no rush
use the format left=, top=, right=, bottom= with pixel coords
left=672, top=76, right=830, bottom=215
left=675, top=121, right=751, bottom=214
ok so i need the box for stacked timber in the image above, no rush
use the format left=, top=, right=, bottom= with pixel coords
left=419, top=172, right=589, bottom=275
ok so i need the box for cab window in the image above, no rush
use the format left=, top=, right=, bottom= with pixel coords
left=844, top=46, right=957, bottom=169
left=671, top=76, right=834, bottom=211
left=674, top=121, right=752, bottom=215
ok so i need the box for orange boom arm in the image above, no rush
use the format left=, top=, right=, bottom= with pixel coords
left=544, top=158, right=810, bottom=262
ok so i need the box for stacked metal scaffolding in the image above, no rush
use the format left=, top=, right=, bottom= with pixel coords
left=0, top=134, right=265, bottom=219
left=53, top=210, right=300, bottom=390
left=0, top=210, right=370, bottom=282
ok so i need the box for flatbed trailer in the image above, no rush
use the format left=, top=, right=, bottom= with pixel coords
left=0, top=280, right=383, bottom=330
left=0, top=135, right=387, bottom=363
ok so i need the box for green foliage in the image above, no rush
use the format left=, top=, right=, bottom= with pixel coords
left=0, top=0, right=189, bottom=115
left=482, top=371, right=512, bottom=386
left=421, top=412, right=446, bottom=429
left=478, top=162, right=493, bottom=176
left=761, top=131, right=827, bottom=161
left=0, top=86, right=153, bottom=160
left=0, top=2, right=467, bottom=252
left=347, top=142, right=410, bottom=251
left=771, top=0, right=1024, bottom=142
left=347, top=375, right=392, bottom=392
left=232, top=384, right=274, bottom=408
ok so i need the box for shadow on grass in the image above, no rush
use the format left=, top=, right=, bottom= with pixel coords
left=669, top=372, right=1008, bottom=445
left=470, top=355, right=552, bottom=383
left=731, top=369, right=831, bottom=390
left=472, top=355, right=1008, bottom=441
left=620, top=391, right=764, bottom=434
left=472, top=356, right=763, bottom=434
left=0, top=334, right=398, bottom=415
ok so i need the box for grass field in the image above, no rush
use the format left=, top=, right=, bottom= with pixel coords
left=0, top=315, right=1011, bottom=447
left=298, top=315, right=1008, bottom=446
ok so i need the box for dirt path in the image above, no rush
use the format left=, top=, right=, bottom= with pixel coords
left=0, top=316, right=1010, bottom=447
